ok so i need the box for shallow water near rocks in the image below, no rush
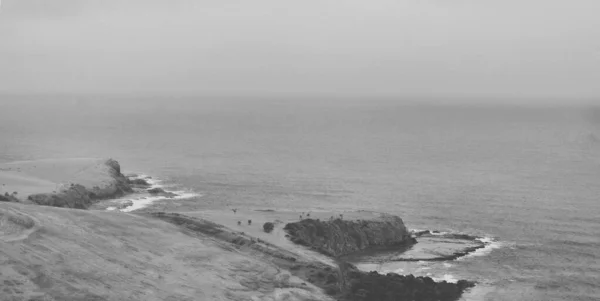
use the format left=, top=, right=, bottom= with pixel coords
left=1, top=99, right=599, bottom=300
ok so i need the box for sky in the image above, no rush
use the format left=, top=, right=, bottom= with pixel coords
left=0, top=0, right=599, bottom=103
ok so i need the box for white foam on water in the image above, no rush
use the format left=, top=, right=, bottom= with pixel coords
left=120, top=190, right=200, bottom=212
left=457, top=236, right=503, bottom=261
left=432, top=274, right=460, bottom=283
left=109, top=173, right=201, bottom=213
left=130, top=174, right=162, bottom=188
left=459, top=283, right=497, bottom=301
left=443, top=263, right=453, bottom=268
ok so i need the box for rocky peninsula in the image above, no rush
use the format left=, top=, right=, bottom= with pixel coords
left=283, top=214, right=416, bottom=257
left=0, top=158, right=148, bottom=209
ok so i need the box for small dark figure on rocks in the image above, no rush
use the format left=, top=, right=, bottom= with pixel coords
left=232, top=208, right=237, bottom=214
left=299, top=215, right=303, bottom=220
left=307, top=213, right=310, bottom=217
left=237, top=221, right=241, bottom=226
left=248, top=220, right=252, bottom=225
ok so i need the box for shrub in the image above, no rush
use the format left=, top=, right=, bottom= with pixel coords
left=263, top=222, right=275, bottom=233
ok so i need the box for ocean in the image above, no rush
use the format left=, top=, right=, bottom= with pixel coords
left=1, top=97, right=599, bottom=300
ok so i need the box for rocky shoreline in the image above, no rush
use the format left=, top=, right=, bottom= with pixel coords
left=282, top=215, right=476, bottom=300
left=1, top=159, right=477, bottom=300
left=0, top=159, right=139, bottom=209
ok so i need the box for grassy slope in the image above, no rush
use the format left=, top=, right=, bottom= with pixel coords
left=0, top=203, right=333, bottom=301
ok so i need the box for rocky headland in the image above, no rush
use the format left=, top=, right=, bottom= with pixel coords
left=283, top=214, right=416, bottom=257
left=282, top=214, right=475, bottom=300
left=24, top=159, right=133, bottom=209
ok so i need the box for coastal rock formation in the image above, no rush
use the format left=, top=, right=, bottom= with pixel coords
left=147, top=187, right=178, bottom=198
left=338, top=262, right=475, bottom=301
left=27, top=159, right=134, bottom=209
left=375, top=230, right=488, bottom=262
left=284, top=214, right=415, bottom=257
left=128, top=178, right=151, bottom=187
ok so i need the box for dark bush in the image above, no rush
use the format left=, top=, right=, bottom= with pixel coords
left=263, top=222, right=275, bottom=233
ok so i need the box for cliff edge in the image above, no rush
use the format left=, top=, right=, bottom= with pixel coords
left=284, top=213, right=416, bottom=257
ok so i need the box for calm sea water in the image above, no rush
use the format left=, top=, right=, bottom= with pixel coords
left=1, top=97, right=599, bottom=300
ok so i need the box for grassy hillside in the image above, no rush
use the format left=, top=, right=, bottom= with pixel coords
left=0, top=202, right=333, bottom=301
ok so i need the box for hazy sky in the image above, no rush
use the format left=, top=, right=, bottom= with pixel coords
left=1, top=0, right=599, bottom=102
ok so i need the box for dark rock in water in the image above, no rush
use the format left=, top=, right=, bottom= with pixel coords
left=263, top=222, right=275, bottom=233
left=147, top=188, right=179, bottom=198
left=284, top=214, right=415, bottom=257
left=412, top=230, right=431, bottom=237
left=147, top=188, right=165, bottom=194
left=338, top=262, right=475, bottom=301
left=128, top=178, right=151, bottom=186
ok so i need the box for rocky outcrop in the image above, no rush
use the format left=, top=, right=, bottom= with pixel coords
left=128, top=178, right=151, bottom=187
left=27, top=159, right=133, bottom=209
left=98, top=158, right=134, bottom=198
left=284, top=214, right=416, bottom=257
left=147, top=188, right=178, bottom=198
left=338, top=262, right=475, bottom=301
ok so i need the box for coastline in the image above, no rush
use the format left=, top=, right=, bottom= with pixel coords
left=1, top=158, right=480, bottom=301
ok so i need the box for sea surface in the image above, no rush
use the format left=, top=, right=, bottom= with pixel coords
left=1, top=97, right=599, bottom=300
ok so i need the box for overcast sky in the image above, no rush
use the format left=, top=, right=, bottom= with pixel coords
left=1, top=0, right=599, bottom=102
